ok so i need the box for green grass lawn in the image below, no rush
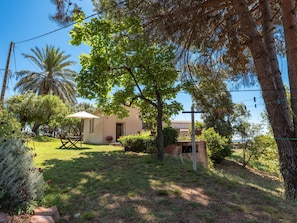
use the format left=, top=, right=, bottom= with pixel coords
left=29, top=136, right=297, bottom=223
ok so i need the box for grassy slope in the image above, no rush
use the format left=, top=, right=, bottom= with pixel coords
left=30, top=137, right=297, bottom=223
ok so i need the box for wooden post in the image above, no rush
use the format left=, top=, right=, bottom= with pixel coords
left=182, top=106, right=202, bottom=171
left=191, top=105, right=197, bottom=171
left=0, top=42, right=14, bottom=108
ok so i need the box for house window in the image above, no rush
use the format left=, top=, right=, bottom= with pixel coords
left=89, top=119, right=94, bottom=133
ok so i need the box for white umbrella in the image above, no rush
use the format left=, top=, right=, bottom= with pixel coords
left=66, top=111, right=99, bottom=146
left=66, top=111, right=99, bottom=119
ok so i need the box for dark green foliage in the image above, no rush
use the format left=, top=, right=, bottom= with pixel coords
left=195, top=121, right=205, bottom=130
left=119, top=134, right=156, bottom=153
left=202, top=128, right=232, bottom=164
left=0, top=110, right=22, bottom=139
left=14, top=45, right=77, bottom=105
left=6, top=93, right=69, bottom=135
left=0, top=138, right=45, bottom=213
left=211, top=144, right=232, bottom=164
left=70, top=15, right=183, bottom=161
left=241, top=134, right=278, bottom=170
left=187, top=65, right=235, bottom=139
left=163, top=127, right=178, bottom=147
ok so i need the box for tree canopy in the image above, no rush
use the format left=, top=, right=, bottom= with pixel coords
left=14, top=45, right=78, bottom=105
left=5, top=93, right=68, bottom=134
left=70, top=15, right=183, bottom=160
left=51, top=0, right=297, bottom=199
left=94, top=0, right=297, bottom=200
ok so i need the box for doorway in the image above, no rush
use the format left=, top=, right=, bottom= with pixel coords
left=116, top=123, right=124, bottom=141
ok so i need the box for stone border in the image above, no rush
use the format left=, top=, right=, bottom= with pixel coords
left=0, top=206, right=61, bottom=223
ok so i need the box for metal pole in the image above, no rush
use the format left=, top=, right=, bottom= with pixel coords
left=0, top=42, right=14, bottom=108
left=191, top=105, right=197, bottom=171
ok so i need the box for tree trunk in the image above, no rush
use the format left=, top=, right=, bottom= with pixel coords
left=32, top=122, right=41, bottom=135
left=232, top=0, right=297, bottom=199
left=279, top=0, right=297, bottom=199
left=280, top=0, right=297, bottom=132
left=156, top=94, right=164, bottom=161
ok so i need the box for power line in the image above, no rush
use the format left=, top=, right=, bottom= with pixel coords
left=13, top=0, right=130, bottom=45
left=14, top=13, right=99, bottom=45
left=4, top=1, right=287, bottom=112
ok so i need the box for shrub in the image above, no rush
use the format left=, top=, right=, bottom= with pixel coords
left=240, top=134, right=279, bottom=173
left=0, top=110, right=22, bottom=139
left=163, top=127, right=178, bottom=147
left=119, top=134, right=156, bottom=153
left=202, top=128, right=232, bottom=164
left=0, top=138, right=45, bottom=213
left=188, top=121, right=205, bottom=136
left=195, top=121, right=205, bottom=130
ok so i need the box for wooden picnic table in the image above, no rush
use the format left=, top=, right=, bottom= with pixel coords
left=59, top=135, right=82, bottom=149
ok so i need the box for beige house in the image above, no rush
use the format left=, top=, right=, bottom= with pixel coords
left=83, top=106, right=143, bottom=144
left=170, top=120, right=191, bottom=137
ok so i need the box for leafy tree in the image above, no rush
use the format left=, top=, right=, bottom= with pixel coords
left=60, top=102, right=97, bottom=136
left=251, top=135, right=279, bottom=174
left=50, top=0, right=297, bottom=200
left=186, top=65, right=249, bottom=140
left=33, top=94, right=69, bottom=134
left=14, top=45, right=77, bottom=105
left=50, top=0, right=82, bottom=25
left=201, top=127, right=231, bottom=164
left=236, top=122, right=278, bottom=170
left=4, top=93, right=36, bottom=130
left=186, top=65, right=234, bottom=139
left=238, top=123, right=262, bottom=167
left=119, top=0, right=297, bottom=200
left=6, top=94, right=68, bottom=134
left=70, top=15, right=182, bottom=161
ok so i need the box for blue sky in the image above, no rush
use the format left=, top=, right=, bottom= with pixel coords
left=1, top=0, right=281, bottom=123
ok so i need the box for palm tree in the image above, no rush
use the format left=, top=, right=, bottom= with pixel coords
left=14, top=45, right=77, bottom=105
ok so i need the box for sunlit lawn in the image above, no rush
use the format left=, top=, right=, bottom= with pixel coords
left=28, top=136, right=297, bottom=223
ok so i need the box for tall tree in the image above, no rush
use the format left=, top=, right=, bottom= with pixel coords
left=4, top=92, right=36, bottom=130
left=49, top=0, right=82, bottom=25
left=186, top=65, right=235, bottom=139
left=6, top=93, right=68, bottom=134
left=51, top=0, right=297, bottom=199
left=87, top=0, right=297, bottom=200
left=14, top=45, right=77, bottom=105
left=70, top=15, right=182, bottom=161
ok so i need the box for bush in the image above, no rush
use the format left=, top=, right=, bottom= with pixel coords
left=163, top=127, right=178, bottom=147
left=202, top=128, right=232, bottom=164
left=0, top=138, right=45, bottom=213
left=239, top=134, right=279, bottom=173
left=119, top=134, right=156, bottom=153
left=0, top=110, right=22, bottom=139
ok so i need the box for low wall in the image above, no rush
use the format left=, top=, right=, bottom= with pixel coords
left=164, top=141, right=208, bottom=168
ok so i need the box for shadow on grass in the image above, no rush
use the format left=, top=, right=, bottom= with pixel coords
left=41, top=150, right=297, bottom=223
left=33, top=135, right=57, bottom=142
left=55, top=146, right=92, bottom=151
left=215, top=159, right=282, bottom=194
left=229, top=153, right=243, bottom=161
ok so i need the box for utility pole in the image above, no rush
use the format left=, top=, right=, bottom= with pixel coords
left=182, top=104, right=202, bottom=171
left=0, top=41, right=14, bottom=108
left=191, top=105, right=197, bottom=171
